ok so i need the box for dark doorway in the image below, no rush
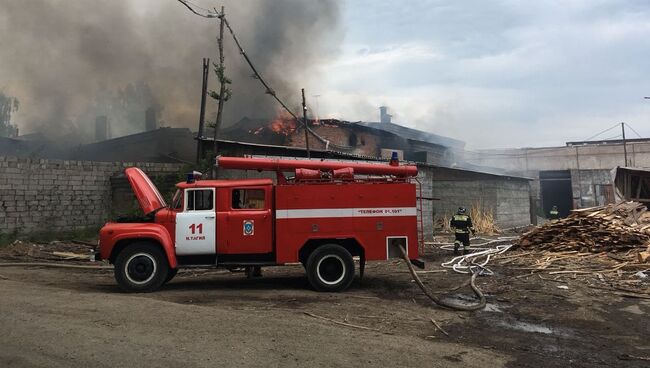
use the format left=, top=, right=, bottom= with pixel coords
left=540, top=170, right=573, bottom=218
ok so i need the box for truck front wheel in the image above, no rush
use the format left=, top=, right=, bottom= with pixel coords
left=306, top=244, right=355, bottom=292
left=114, top=242, right=169, bottom=293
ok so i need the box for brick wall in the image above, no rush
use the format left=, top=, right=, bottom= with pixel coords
left=0, top=156, right=183, bottom=240
left=288, top=125, right=382, bottom=157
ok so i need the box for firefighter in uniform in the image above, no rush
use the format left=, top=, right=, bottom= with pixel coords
left=450, top=207, right=475, bottom=255
left=549, top=205, right=559, bottom=220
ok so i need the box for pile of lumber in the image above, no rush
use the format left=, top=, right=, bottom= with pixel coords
left=496, top=249, right=650, bottom=296
left=518, top=201, right=650, bottom=253
left=640, top=245, right=650, bottom=263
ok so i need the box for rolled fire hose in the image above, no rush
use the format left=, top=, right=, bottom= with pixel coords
left=397, top=244, right=486, bottom=311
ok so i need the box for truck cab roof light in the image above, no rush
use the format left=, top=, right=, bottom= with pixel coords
left=389, top=151, right=399, bottom=166
left=186, top=171, right=203, bottom=184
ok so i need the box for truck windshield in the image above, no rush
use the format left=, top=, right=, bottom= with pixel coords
left=171, top=189, right=182, bottom=210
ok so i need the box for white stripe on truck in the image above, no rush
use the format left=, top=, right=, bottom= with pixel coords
left=275, top=207, right=417, bottom=219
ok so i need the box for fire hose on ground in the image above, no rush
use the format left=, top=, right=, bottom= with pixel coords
left=397, top=244, right=486, bottom=311
left=440, top=237, right=517, bottom=275
left=397, top=236, right=517, bottom=311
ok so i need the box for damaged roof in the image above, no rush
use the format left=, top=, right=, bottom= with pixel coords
left=360, top=121, right=465, bottom=149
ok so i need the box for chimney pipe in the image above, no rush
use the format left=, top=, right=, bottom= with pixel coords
left=379, top=106, right=392, bottom=124
left=145, top=107, right=157, bottom=131
left=95, top=116, right=108, bottom=142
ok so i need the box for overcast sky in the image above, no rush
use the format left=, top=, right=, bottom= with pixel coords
left=314, top=0, right=650, bottom=148
left=4, top=0, right=650, bottom=149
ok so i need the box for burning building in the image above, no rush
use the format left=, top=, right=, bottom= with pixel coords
left=220, top=107, right=465, bottom=166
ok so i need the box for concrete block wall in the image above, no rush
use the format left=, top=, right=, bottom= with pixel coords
left=570, top=169, right=613, bottom=207
left=431, top=180, right=531, bottom=231
left=496, top=181, right=532, bottom=228
left=466, top=142, right=650, bottom=172
left=430, top=180, right=498, bottom=223
left=0, top=156, right=183, bottom=239
left=416, top=166, right=435, bottom=241
left=422, top=166, right=532, bottom=233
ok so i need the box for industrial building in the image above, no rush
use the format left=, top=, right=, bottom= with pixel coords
left=465, top=138, right=650, bottom=218
left=0, top=109, right=534, bottom=239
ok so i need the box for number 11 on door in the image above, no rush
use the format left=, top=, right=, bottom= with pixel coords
left=189, top=223, right=203, bottom=235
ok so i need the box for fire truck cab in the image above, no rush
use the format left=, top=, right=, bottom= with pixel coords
left=99, top=156, right=422, bottom=293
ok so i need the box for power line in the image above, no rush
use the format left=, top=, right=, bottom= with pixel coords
left=221, top=16, right=353, bottom=151
left=583, top=122, right=621, bottom=141
left=177, top=2, right=302, bottom=123
left=625, top=123, right=643, bottom=139
left=176, top=0, right=218, bottom=18
left=176, top=2, right=354, bottom=151
left=600, top=134, right=622, bottom=141
left=183, top=0, right=214, bottom=13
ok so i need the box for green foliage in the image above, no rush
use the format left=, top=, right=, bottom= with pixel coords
left=209, top=63, right=232, bottom=102
left=176, top=150, right=216, bottom=180
left=0, top=229, right=19, bottom=247
left=154, top=153, right=216, bottom=201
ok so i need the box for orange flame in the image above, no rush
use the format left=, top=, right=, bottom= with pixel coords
left=269, top=110, right=297, bottom=136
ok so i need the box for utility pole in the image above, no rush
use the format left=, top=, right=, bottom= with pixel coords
left=622, top=122, right=628, bottom=166
left=301, top=88, right=310, bottom=158
left=196, top=57, right=210, bottom=163
left=213, top=6, right=226, bottom=166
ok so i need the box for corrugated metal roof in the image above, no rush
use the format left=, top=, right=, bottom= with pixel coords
left=360, top=122, right=465, bottom=149
left=204, top=137, right=530, bottom=181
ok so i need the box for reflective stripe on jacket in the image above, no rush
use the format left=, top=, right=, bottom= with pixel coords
left=450, top=214, right=472, bottom=233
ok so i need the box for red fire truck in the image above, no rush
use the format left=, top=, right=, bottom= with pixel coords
left=98, top=156, right=424, bottom=292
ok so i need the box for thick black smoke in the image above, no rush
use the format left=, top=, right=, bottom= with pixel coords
left=0, top=0, right=341, bottom=141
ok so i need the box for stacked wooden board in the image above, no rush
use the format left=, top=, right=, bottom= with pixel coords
left=518, top=201, right=650, bottom=253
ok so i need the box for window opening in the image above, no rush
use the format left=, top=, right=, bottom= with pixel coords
left=186, top=189, right=213, bottom=211
left=232, top=189, right=265, bottom=209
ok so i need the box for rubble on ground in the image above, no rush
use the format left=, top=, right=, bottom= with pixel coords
left=495, top=248, right=649, bottom=294
left=0, top=240, right=95, bottom=262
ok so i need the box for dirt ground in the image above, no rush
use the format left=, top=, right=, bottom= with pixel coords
left=0, top=238, right=649, bottom=368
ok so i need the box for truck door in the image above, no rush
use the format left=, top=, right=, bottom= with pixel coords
left=175, top=188, right=217, bottom=255
left=218, top=186, right=273, bottom=254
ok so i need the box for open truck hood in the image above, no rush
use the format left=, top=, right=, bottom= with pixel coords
left=125, top=167, right=167, bottom=215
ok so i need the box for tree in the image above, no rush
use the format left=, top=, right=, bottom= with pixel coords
left=207, top=7, right=231, bottom=178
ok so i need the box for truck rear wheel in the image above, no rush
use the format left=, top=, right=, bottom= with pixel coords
left=114, top=242, right=169, bottom=293
left=306, top=244, right=355, bottom=292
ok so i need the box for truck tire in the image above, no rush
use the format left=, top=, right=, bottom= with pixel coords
left=114, top=242, right=169, bottom=293
left=164, top=268, right=178, bottom=284
left=306, top=244, right=355, bottom=292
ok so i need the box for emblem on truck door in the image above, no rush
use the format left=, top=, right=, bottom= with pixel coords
left=243, top=220, right=254, bottom=236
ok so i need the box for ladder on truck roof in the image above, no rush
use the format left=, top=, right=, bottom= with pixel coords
left=415, top=178, right=425, bottom=255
